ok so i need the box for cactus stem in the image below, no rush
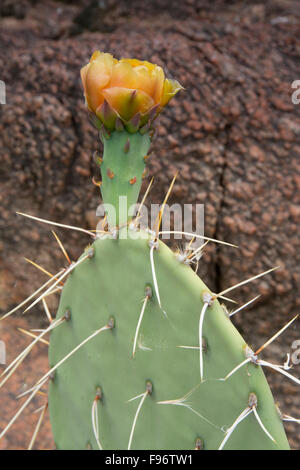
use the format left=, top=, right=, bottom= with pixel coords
left=52, top=230, right=71, bottom=265
left=229, top=295, right=261, bottom=318
left=16, top=212, right=96, bottom=238
left=91, top=395, right=103, bottom=450
left=100, top=131, right=150, bottom=228
left=132, top=290, right=152, bottom=358
left=128, top=383, right=152, bottom=450
left=28, top=402, right=48, bottom=450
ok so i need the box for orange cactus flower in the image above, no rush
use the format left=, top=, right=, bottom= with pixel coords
left=80, top=51, right=182, bottom=131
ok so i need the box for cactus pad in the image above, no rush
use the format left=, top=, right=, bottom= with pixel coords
left=48, top=228, right=290, bottom=450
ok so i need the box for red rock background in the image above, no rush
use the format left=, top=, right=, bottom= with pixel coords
left=0, top=0, right=299, bottom=449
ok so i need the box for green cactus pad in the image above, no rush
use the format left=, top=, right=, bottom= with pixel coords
left=48, top=228, right=289, bottom=450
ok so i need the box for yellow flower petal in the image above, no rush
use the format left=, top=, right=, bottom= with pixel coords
left=134, top=66, right=153, bottom=95
left=151, top=66, right=165, bottom=103
left=90, top=50, right=101, bottom=62
left=109, top=62, right=137, bottom=89
left=134, top=65, right=164, bottom=104
left=120, top=58, right=143, bottom=68
left=121, top=58, right=157, bottom=72
left=141, top=60, right=157, bottom=72
left=80, top=63, right=90, bottom=94
left=101, top=87, right=154, bottom=121
left=85, top=59, right=112, bottom=111
left=95, top=52, right=115, bottom=72
left=161, top=79, right=183, bottom=107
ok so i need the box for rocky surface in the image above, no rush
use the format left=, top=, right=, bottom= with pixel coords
left=0, top=316, right=54, bottom=450
left=0, top=0, right=299, bottom=449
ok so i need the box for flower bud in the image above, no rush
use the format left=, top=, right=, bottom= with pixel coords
left=81, top=51, right=182, bottom=132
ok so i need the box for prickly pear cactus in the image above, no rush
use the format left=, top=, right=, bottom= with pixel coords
left=2, top=51, right=298, bottom=450
left=49, top=228, right=290, bottom=450
left=47, top=52, right=291, bottom=450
